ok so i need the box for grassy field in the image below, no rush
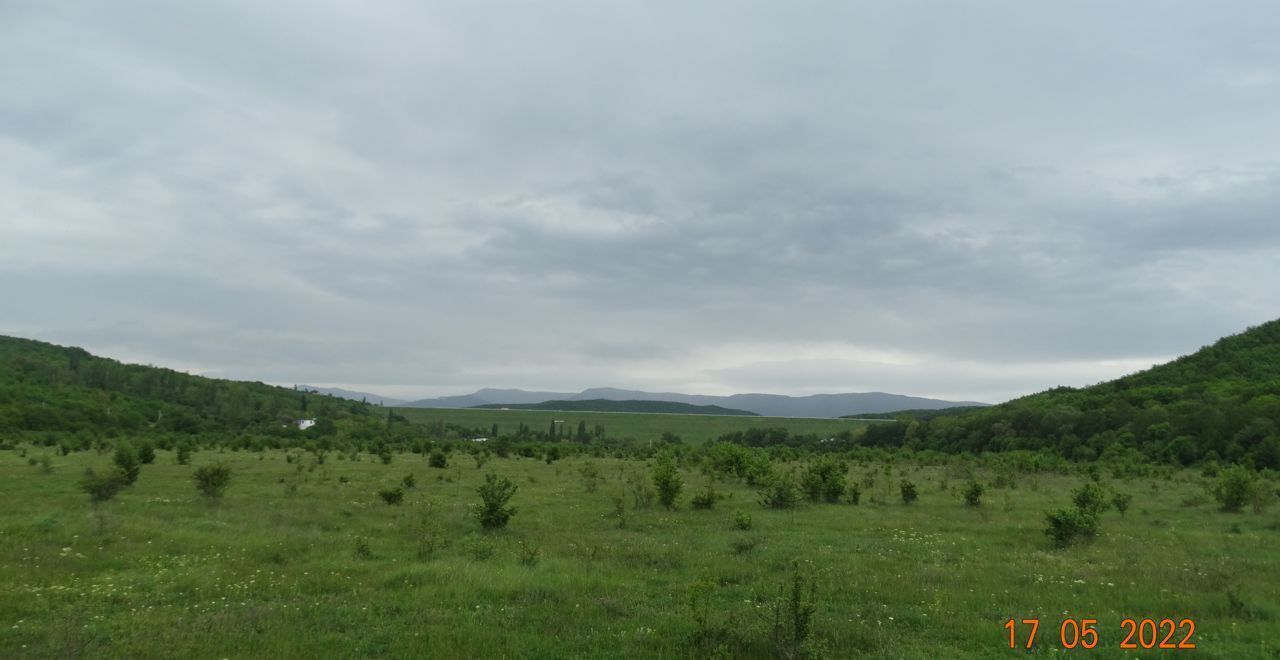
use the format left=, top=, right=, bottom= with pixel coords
left=392, top=406, right=872, bottom=444
left=2, top=447, right=1279, bottom=659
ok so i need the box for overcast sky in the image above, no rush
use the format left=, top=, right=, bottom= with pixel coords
left=3, top=1, right=1279, bottom=403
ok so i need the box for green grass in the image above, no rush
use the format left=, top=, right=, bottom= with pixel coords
left=392, top=406, right=871, bottom=444
left=2, top=448, right=1279, bottom=658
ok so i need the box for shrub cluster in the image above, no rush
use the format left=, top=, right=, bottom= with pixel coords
left=799, top=456, right=847, bottom=503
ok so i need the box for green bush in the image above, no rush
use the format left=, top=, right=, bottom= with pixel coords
left=80, top=468, right=128, bottom=502
left=690, top=482, right=718, bottom=510
left=475, top=473, right=518, bottom=528
left=1044, top=507, right=1099, bottom=547
left=193, top=464, right=232, bottom=500
left=402, top=473, right=417, bottom=489
left=730, top=510, right=753, bottom=530
left=963, top=480, right=985, bottom=507
left=1213, top=466, right=1257, bottom=513
left=378, top=486, right=405, bottom=505
left=113, top=444, right=141, bottom=485
left=1071, top=482, right=1109, bottom=515
left=137, top=442, right=156, bottom=465
left=759, top=473, right=802, bottom=509
left=800, top=456, right=847, bottom=503
left=176, top=442, right=192, bottom=465
left=899, top=479, right=918, bottom=505
left=653, top=453, right=683, bottom=510
left=429, top=450, right=448, bottom=469
left=1112, top=492, right=1133, bottom=517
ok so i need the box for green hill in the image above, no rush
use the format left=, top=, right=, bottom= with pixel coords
left=0, top=335, right=377, bottom=441
left=470, top=399, right=759, bottom=416
left=859, top=319, right=1280, bottom=467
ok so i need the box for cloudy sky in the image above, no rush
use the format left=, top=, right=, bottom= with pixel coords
left=3, top=1, right=1279, bottom=403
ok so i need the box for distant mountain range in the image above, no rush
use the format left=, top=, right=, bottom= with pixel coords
left=471, top=399, right=759, bottom=416
left=392, top=387, right=986, bottom=418
left=297, top=385, right=407, bottom=407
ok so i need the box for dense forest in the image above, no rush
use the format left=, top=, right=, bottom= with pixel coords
left=854, top=320, right=1280, bottom=468
left=470, top=399, right=758, bottom=416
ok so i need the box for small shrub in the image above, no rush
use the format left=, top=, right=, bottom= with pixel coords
left=38, top=454, right=53, bottom=473
left=475, top=473, right=518, bottom=528
left=473, top=451, right=490, bottom=470
left=579, top=462, right=601, bottom=493
left=193, top=464, right=232, bottom=500
left=113, top=445, right=141, bottom=485
left=800, top=456, right=847, bottom=503
left=730, top=536, right=760, bottom=555
left=378, top=486, right=405, bottom=505
left=413, top=505, right=445, bottom=559
left=963, top=480, right=985, bottom=507
left=176, top=443, right=192, bottom=465
left=1213, top=466, right=1257, bottom=513
left=137, top=442, right=156, bottom=465
left=631, top=479, right=656, bottom=509
left=691, top=482, right=718, bottom=510
left=847, top=483, right=861, bottom=505
left=899, top=479, right=918, bottom=505
left=353, top=537, right=374, bottom=560
left=402, top=473, right=417, bottom=489
left=1112, top=492, right=1133, bottom=517
left=761, top=560, right=820, bottom=659
left=429, top=451, right=448, bottom=469
left=1044, top=507, right=1099, bottom=547
left=653, top=453, right=683, bottom=510
left=80, top=468, right=128, bottom=502
left=1071, top=482, right=1109, bottom=515
left=759, top=473, right=802, bottom=509
left=730, top=510, right=753, bottom=531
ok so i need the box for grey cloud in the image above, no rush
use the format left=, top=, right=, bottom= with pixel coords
left=3, top=1, right=1279, bottom=403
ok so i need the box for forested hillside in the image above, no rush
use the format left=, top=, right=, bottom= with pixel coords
left=860, top=320, right=1280, bottom=468
left=0, top=335, right=376, bottom=441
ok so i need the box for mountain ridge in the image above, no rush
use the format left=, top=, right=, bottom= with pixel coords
left=470, top=399, right=759, bottom=416
left=403, top=387, right=986, bottom=418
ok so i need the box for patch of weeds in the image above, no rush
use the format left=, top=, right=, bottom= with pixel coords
left=378, top=486, right=405, bottom=505
left=516, top=539, right=540, bottom=567
left=353, top=537, right=374, bottom=560
left=461, top=532, right=495, bottom=561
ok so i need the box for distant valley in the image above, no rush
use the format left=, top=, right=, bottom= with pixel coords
left=306, top=385, right=988, bottom=418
